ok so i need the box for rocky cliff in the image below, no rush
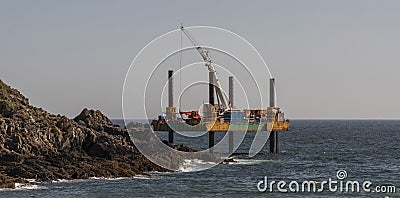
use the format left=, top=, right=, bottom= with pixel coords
left=0, top=80, right=166, bottom=188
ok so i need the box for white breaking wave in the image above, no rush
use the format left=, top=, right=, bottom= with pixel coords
left=178, top=159, right=217, bottom=172
left=88, top=177, right=131, bottom=180
left=52, top=179, right=71, bottom=183
left=13, top=183, right=46, bottom=190
left=132, top=175, right=153, bottom=180
left=232, top=159, right=271, bottom=165
left=25, top=179, right=36, bottom=183
left=89, top=176, right=154, bottom=180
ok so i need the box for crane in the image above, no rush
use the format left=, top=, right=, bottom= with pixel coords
left=180, top=25, right=230, bottom=110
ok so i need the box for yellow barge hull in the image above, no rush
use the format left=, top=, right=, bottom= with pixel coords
left=151, top=120, right=290, bottom=132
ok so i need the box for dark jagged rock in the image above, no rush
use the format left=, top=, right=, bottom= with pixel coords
left=0, top=80, right=166, bottom=188
left=220, top=158, right=238, bottom=164
left=0, top=173, right=27, bottom=188
left=73, top=108, right=124, bottom=135
left=162, top=140, right=198, bottom=152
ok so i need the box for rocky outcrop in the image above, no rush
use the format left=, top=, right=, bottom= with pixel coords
left=0, top=80, right=166, bottom=188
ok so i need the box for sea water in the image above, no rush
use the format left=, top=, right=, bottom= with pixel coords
left=1, top=120, right=399, bottom=197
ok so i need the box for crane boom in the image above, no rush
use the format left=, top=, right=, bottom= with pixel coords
left=180, top=25, right=229, bottom=109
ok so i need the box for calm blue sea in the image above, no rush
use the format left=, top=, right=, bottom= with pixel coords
left=1, top=120, right=399, bottom=197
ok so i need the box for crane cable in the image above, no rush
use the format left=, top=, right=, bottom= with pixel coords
left=179, top=26, right=183, bottom=114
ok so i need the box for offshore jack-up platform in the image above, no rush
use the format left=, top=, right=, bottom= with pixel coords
left=151, top=26, right=290, bottom=154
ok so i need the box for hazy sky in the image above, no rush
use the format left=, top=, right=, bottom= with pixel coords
left=1, top=0, right=400, bottom=119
